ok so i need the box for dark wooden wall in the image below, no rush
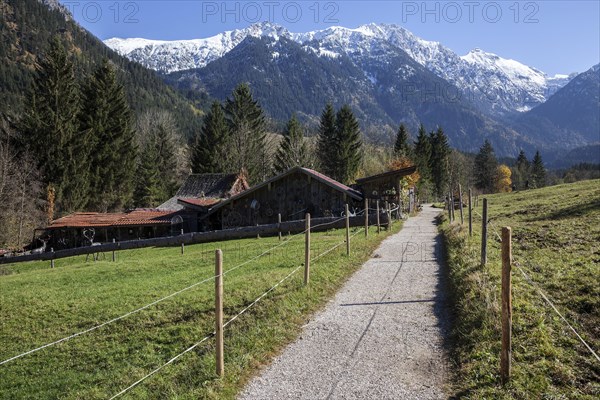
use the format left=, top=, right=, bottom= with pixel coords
left=214, top=171, right=362, bottom=229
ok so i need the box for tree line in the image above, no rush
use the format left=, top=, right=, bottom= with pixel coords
left=190, top=86, right=365, bottom=186
left=0, top=37, right=186, bottom=248
left=474, top=140, right=547, bottom=194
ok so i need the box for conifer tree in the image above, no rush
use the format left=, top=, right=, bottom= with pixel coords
left=224, top=83, right=267, bottom=184
left=413, top=123, right=431, bottom=180
left=316, top=103, right=337, bottom=177
left=512, top=150, right=530, bottom=190
left=334, top=105, right=363, bottom=184
left=273, top=114, right=310, bottom=174
left=81, top=59, right=137, bottom=212
left=474, top=139, right=498, bottom=193
left=530, top=150, right=546, bottom=188
left=191, top=101, right=229, bottom=174
left=133, top=139, right=162, bottom=208
left=429, top=127, right=450, bottom=198
left=394, top=124, right=412, bottom=158
left=19, top=36, right=88, bottom=214
left=137, top=111, right=180, bottom=201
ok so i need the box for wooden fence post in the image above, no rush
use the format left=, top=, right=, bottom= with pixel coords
left=501, top=227, right=512, bottom=384
left=448, top=192, right=452, bottom=222
left=112, top=238, right=116, bottom=262
left=304, top=213, right=311, bottom=285
left=181, top=229, right=185, bottom=255
left=278, top=213, right=282, bottom=241
left=50, top=248, right=55, bottom=269
left=345, top=204, right=350, bottom=256
left=376, top=200, right=381, bottom=234
left=364, top=198, right=369, bottom=237
left=468, top=189, right=473, bottom=237
left=481, top=198, right=488, bottom=267
left=215, top=249, right=224, bottom=377
left=459, top=184, right=464, bottom=225
left=388, top=202, right=392, bottom=227
left=451, top=191, right=456, bottom=222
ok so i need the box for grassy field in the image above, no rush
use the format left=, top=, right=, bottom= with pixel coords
left=0, top=223, right=401, bottom=399
left=441, top=179, right=599, bottom=399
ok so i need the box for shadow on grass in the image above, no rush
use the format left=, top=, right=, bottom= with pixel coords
left=525, top=198, right=600, bottom=222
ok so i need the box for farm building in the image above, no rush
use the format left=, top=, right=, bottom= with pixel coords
left=43, top=172, right=248, bottom=250
left=194, top=167, right=364, bottom=230
left=355, top=165, right=417, bottom=210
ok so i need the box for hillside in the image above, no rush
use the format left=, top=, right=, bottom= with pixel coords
left=166, top=35, right=526, bottom=154
left=513, top=64, right=600, bottom=150
left=0, top=0, right=208, bottom=138
left=442, top=179, right=600, bottom=398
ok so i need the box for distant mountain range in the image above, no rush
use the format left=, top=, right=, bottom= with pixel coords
left=3, top=1, right=597, bottom=164
left=105, top=22, right=598, bottom=160
left=105, top=22, right=576, bottom=117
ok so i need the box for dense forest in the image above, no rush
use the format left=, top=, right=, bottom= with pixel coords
left=0, top=0, right=208, bottom=138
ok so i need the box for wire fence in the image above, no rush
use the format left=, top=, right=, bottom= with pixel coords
left=108, top=227, right=366, bottom=399
left=1, top=209, right=389, bottom=399
left=0, top=216, right=353, bottom=367
left=458, top=196, right=599, bottom=363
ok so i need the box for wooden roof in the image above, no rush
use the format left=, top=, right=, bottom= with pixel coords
left=177, top=197, right=221, bottom=209
left=205, top=167, right=363, bottom=214
left=158, top=172, right=249, bottom=211
left=356, top=166, right=417, bottom=184
left=47, top=209, right=177, bottom=229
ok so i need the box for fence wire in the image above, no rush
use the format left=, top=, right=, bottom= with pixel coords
left=1, top=218, right=349, bottom=366
left=463, top=201, right=599, bottom=362
left=109, top=228, right=364, bottom=399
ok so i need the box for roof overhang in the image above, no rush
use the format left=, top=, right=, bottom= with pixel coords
left=356, top=166, right=417, bottom=184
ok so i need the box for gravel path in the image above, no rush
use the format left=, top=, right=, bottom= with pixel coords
left=239, top=204, right=451, bottom=400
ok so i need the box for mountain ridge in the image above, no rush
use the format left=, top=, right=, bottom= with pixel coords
left=105, top=21, right=575, bottom=115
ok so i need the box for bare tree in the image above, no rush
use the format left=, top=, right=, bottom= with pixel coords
left=0, top=119, right=46, bottom=249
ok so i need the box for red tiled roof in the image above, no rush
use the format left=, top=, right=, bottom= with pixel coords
left=178, top=198, right=221, bottom=207
left=47, top=209, right=177, bottom=229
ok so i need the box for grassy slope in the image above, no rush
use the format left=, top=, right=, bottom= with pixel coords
left=442, top=179, right=599, bottom=399
left=0, top=224, right=400, bottom=399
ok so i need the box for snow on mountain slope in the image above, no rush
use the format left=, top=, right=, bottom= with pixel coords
left=104, top=22, right=574, bottom=114
left=105, top=23, right=289, bottom=73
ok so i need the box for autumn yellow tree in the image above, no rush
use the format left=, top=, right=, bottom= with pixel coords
left=495, top=164, right=512, bottom=192
left=390, top=156, right=420, bottom=188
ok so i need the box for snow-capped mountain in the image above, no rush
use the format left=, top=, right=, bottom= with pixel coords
left=105, top=22, right=574, bottom=115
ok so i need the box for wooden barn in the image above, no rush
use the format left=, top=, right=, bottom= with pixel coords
left=355, top=166, right=417, bottom=209
left=44, top=172, right=249, bottom=250
left=195, top=167, right=364, bottom=230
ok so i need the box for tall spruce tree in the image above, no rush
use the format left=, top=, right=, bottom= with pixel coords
left=334, top=105, right=363, bottom=184
left=19, top=36, right=88, bottom=214
left=413, top=123, right=431, bottom=180
left=224, top=83, right=267, bottom=184
left=81, top=59, right=137, bottom=212
left=429, top=127, right=450, bottom=198
left=137, top=111, right=180, bottom=201
left=191, top=101, right=229, bottom=174
left=474, top=140, right=498, bottom=193
left=530, top=150, right=546, bottom=188
left=273, top=114, right=310, bottom=174
left=316, top=103, right=337, bottom=177
left=394, top=124, right=412, bottom=158
left=513, top=150, right=530, bottom=190
left=133, top=139, right=162, bottom=208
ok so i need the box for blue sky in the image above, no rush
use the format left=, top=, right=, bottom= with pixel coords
left=60, top=1, right=600, bottom=75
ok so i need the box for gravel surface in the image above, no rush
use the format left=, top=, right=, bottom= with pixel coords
left=239, top=205, right=451, bottom=400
